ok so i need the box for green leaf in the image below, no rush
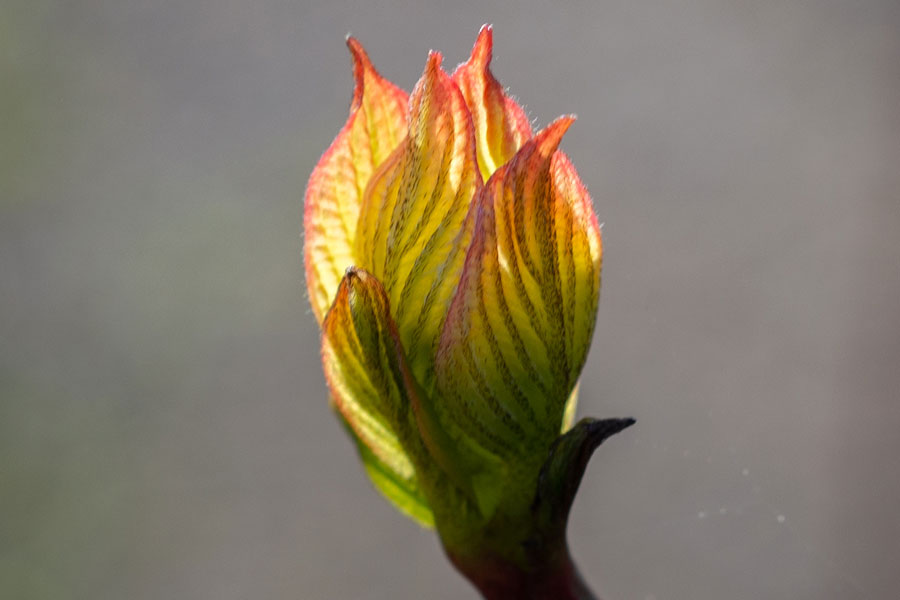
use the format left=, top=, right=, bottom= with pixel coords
left=354, top=52, right=482, bottom=389
left=436, top=118, right=603, bottom=460
left=322, top=268, right=434, bottom=523
left=338, top=414, right=434, bottom=527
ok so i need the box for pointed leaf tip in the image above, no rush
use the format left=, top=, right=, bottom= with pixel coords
left=581, top=417, right=636, bottom=451
left=451, top=26, right=532, bottom=179
left=533, top=116, right=576, bottom=156
left=471, top=24, right=493, bottom=67
left=344, top=35, right=364, bottom=55
left=426, top=50, right=444, bottom=70
left=344, top=264, right=361, bottom=281
left=345, top=37, right=371, bottom=109
left=420, top=51, right=448, bottom=97
left=303, top=37, right=408, bottom=324
left=533, top=417, right=635, bottom=533
left=321, top=268, right=435, bottom=526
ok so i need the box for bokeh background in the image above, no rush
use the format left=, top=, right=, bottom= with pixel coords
left=3, top=1, right=899, bottom=599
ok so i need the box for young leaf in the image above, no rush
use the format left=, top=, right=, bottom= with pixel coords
left=436, top=117, right=603, bottom=458
left=354, top=53, right=482, bottom=389
left=452, top=25, right=533, bottom=180
left=305, top=39, right=408, bottom=323
left=322, top=268, right=432, bottom=523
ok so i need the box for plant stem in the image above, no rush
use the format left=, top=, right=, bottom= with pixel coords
left=449, top=545, right=598, bottom=600
left=446, top=417, right=635, bottom=600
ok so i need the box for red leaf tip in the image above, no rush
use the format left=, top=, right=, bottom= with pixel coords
left=426, top=50, right=444, bottom=70
left=420, top=51, right=448, bottom=91
left=470, top=25, right=493, bottom=68
left=345, top=36, right=375, bottom=110
left=340, top=266, right=376, bottom=299
left=534, top=115, right=576, bottom=155
left=345, top=36, right=370, bottom=67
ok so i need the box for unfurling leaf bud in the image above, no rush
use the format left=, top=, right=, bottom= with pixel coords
left=304, top=25, right=632, bottom=593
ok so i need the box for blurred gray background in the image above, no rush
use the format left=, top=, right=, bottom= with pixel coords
left=3, top=1, right=899, bottom=599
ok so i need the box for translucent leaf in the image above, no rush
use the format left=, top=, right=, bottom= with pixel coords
left=354, top=52, right=481, bottom=389
left=436, top=117, right=603, bottom=458
left=322, top=268, right=433, bottom=522
left=337, top=411, right=434, bottom=527
left=304, top=39, right=408, bottom=323
left=452, top=25, right=532, bottom=180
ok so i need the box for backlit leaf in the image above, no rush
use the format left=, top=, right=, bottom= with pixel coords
left=354, top=52, right=482, bottom=389
left=304, top=39, right=408, bottom=323
left=435, top=117, right=602, bottom=459
left=452, top=25, right=532, bottom=180
left=322, top=268, right=432, bottom=524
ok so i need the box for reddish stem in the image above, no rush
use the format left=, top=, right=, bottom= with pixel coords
left=444, top=418, right=635, bottom=600
left=448, top=545, right=597, bottom=600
